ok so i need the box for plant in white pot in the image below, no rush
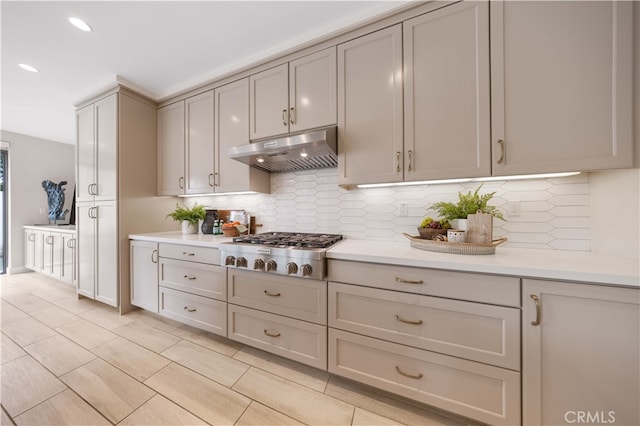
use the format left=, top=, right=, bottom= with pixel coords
left=166, top=203, right=206, bottom=234
left=429, top=184, right=504, bottom=231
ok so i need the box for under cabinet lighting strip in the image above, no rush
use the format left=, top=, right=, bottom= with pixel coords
left=356, top=172, right=581, bottom=189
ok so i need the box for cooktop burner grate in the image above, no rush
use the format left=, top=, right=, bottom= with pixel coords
left=232, top=232, right=343, bottom=249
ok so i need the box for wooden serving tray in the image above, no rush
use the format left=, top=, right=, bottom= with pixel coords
left=403, top=233, right=507, bottom=255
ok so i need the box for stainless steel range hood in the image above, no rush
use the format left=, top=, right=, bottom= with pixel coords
left=228, top=127, right=337, bottom=173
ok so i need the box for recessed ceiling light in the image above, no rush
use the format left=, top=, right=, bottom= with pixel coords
left=69, top=17, right=92, bottom=32
left=18, top=64, right=39, bottom=73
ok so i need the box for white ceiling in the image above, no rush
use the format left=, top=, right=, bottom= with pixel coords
left=1, top=1, right=411, bottom=145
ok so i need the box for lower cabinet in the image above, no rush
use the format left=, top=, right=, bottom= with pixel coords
left=329, top=329, right=521, bottom=425
left=130, top=241, right=158, bottom=312
left=77, top=201, right=118, bottom=307
left=24, top=226, right=76, bottom=285
left=159, top=286, right=226, bottom=335
left=523, top=279, right=640, bottom=426
left=227, top=269, right=328, bottom=369
left=157, top=243, right=226, bottom=336
left=228, top=304, right=327, bottom=369
left=327, top=260, right=522, bottom=425
left=60, top=232, right=77, bottom=286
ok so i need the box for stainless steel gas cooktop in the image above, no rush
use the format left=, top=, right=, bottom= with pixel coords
left=219, top=232, right=343, bottom=280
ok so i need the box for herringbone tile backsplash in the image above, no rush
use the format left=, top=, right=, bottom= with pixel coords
left=191, top=170, right=591, bottom=251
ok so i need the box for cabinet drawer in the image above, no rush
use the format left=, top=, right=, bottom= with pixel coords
left=328, top=259, right=520, bottom=307
left=329, top=329, right=521, bottom=426
left=329, top=282, right=520, bottom=370
left=159, top=243, right=219, bottom=265
left=160, top=258, right=226, bottom=301
left=228, top=269, right=326, bottom=324
left=159, top=287, right=226, bottom=336
left=228, top=304, right=327, bottom=370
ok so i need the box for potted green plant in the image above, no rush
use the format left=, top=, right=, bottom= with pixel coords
left=429, top=184, right=504, bottom=230
left=166, top=203, right=206, bottom=234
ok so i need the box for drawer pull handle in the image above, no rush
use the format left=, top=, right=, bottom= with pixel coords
left=394, top=315, right=423, bottom=325
left=263, top=329, right=281, bottom=338
left=183, top=275, right=197, bottom=280
left=264, top=290, right=281, bottom=297
left=395, top=366, right=423, bottom=380
left=395, top=277, right=423, bottom=285
left=530, top=294, right=541, bottom=326
left=183, top=306, right=197, bottom=312
left=182, top=252, right=195, bottom=256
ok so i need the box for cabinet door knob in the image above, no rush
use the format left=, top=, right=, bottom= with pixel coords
left=179, top=176, right=184, bottom=189
left=407, top=150, right=413, bottom=172
left=497, top=139, right=505, bottom=164
left=530, top=294, right=541, bottom=326
left=396, top=152, right=401, bottom=173
left=289, top=107, right=295, bottom=125
left=263, top=290, right=281, bottom=297
left=282, top=109, right=288, bottom=126
left=183, top=275, right=196, bottom=280
left=208, top=173, right=214, bottom=187
left=151, top=249, right=158, bottom=264
left=183, top=306, right=197, bottom=312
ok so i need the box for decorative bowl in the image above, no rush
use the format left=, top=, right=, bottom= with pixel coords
left=222, top=226, right=240, bottom=237
left=417, top=227, right=447, bottom=240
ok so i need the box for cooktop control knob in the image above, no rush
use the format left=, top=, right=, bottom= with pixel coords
left=236, top=257, right=247, bottom=268
left=301, top=264, right=313, bottom=277
left=286, top=262, right=298, bottom=275
left=266, top=260, right=277, bottom=272
left=253, top=258, right=265, bottom=270
left=225, top=256, right=236, bottom=266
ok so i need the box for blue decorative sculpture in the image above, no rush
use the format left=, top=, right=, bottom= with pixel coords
left=42, top=180, right=69, bottom=223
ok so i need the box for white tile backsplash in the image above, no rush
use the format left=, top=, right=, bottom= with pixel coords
left=187, top=169, right=592, bottom=251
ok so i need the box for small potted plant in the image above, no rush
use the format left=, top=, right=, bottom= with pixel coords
left=417, top=217, right=451, bottom=240
left=166, top=203, right=206, bottom=234
left=429, top=184, right=504, bottom=230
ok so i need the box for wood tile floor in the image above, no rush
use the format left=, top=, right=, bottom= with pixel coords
left=1, top=272, right=478, bottom=426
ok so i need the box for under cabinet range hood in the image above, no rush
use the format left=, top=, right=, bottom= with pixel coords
left=228, top=127, right=337, bottom=173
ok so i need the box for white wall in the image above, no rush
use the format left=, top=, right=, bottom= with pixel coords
left=1, top=130, right=75, bottom=273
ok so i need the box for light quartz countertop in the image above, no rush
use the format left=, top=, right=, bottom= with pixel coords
left=24, top=224, right=76, bottom=233
left=129, top=231, right=233, bottom=247
left=129, top=232, right=639, bottom=288
left=328, top=240, right=639, bottom=288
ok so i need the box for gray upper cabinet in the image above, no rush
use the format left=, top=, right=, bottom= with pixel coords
left=337, top=24, right=404, bottom=186
left=185, top=90, right=215, bottom=195
left=215, top=78, right=270, bottom=193
left=490, top=1, right=634, bottom=175
left=250, top=47, right=337, bottom=140
left=157, top=101, right=185, bottom=196
left=76, top=93, right=118, bottom=202
left=404, top=1, right=491, bottom=181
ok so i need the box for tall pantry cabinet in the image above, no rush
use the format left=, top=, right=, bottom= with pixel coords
left=75, top=85, right=175, bottom=313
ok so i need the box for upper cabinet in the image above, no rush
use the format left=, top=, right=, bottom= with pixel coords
left=185, top=91, right=215, bottom=195
left=157, top=91, right=215, bottom=196
left=338, top=2, right=490, bottom=187
left=215, top=78, right=270, bottom=193
left=490, top=1, right=634, bottom=175
left=76, top=93, right=118, bottom=202
left=337, top=25, right=404, bottom=186
left=250, top=47, right=337, bottom=140
left=404, top=1, right=491, bottom=181
left=158, top=84, right=269, bottom=196
left=157, top=101, right=185, bottom=196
